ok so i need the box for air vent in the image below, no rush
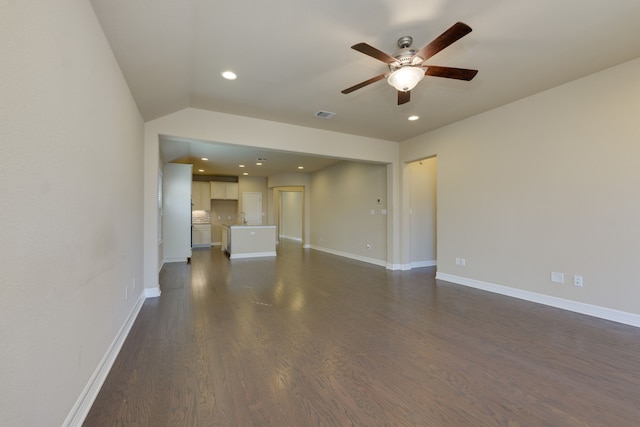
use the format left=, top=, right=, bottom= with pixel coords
left=314, top=111, right=336, bottom=119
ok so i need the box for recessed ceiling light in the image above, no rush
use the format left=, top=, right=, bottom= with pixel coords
left=408, top=115, right=419, bottom=121
left=298, top=166, right=304, bottom=170
left=239, top=164, right=245, bottom=168
left=201, top=157, right=208, bottom=161
left=221, top=70, right=237, bottom=80
left=198, top=169, right=204, bottom=172
left=256, top=162, right=263, bottom=166
left=243, top=172, right=249, bottom=176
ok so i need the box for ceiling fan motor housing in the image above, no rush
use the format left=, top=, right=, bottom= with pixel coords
left=389, top=48, right=419, bottom=71
left=389, top=36, right=423, bottom=72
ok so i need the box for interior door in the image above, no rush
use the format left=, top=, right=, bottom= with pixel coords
left=242, top=192, right=262, bottom=225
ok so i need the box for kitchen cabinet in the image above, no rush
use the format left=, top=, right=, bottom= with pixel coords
left=210, top=182, right=238, bottom=200
left=192, top=181, right=211, bottom=211
left=192, top=224, right=212, bottom=247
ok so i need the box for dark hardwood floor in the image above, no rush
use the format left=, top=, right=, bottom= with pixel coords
left=84, top=241, right=640, bottom=426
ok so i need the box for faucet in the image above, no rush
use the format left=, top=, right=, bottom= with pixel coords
left=238, top=212, right=247, bottom=225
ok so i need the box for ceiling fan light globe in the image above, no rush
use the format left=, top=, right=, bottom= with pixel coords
left=387, top=67, right=424, bottom=92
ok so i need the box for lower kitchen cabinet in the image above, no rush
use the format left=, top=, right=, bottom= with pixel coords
left=192, top=224, right=212, bottom=247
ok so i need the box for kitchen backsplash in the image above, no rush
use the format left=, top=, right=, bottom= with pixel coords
left=192, top=210, right=211, bottom=224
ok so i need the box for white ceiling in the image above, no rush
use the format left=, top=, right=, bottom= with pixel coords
left=90, top=0, right=640, bottom=174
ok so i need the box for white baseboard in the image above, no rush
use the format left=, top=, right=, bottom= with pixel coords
left=144, top=286, right=161, bottom=298
left=279, top=235, right=303, bottom=242
left=63, top=292, right=146, bottom=426
left=309, top=245, right=386, bottom=268
left=230, top=251, right=277, bottom=259
left=163, top=257, right=188, bottom=263
left=411, top=260, right=437, bottom=269
left=436, top=272, right=640, bottom=328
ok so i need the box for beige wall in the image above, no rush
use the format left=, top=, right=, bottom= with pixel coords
left=1, top=0, right=145, bottom=425
left=401, top=58, right=640, bottom=320
left=310, top=161, right=388, bottom=264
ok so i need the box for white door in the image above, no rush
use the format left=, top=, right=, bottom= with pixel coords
left=242, top=192, right=262, bottom=225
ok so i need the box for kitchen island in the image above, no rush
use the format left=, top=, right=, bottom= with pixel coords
left=221, top=224, right=277, bottom=259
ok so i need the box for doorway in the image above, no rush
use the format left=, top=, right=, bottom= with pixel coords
left=407, top=157, right=437, bottom=268
left=279, top=191, right=303, bottom=242
left=272, top=186, right=305, bottom=246
left=242, top=192, right=262, bottom=225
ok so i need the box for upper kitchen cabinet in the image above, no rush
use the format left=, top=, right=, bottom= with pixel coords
left=192, top=181, right=211, bottom=211
left=210, top=182, right=239, bottom=200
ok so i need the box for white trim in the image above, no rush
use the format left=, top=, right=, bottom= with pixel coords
left=157, top=260, right=165, bottom=274
left=309, top=245, right=386, bottom=268
left=144, top=286, right=161, bottom=298
left=436, top=272, right=640, bottom=328
left=228, top=225, right=276, bottom=229
left=63, top=292, right=146, bottom=426
left=230, top=251, right=277, bottom=259
left=163, top=257, right=188, bottom=263
left=191, top=243, right=210, bottom=248
left=410, top=260, right=437, bottom=269
left=279, top=235, right=303, bottom=242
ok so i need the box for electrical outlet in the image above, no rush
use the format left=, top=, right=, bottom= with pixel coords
left=551, top=272, right=564, bottom=283
left=573, top=275, right=583, bottom=287
left=455, top=257, right=461, bottom=265
left=460, top=258, right=466, bottom=267
left=366, top=244, right=372, bottom=250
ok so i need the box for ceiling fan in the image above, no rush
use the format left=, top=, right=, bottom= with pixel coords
left=341, top=22, right=478, bottom=105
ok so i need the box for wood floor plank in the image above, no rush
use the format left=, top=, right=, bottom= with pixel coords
left=84, top=241, right=640, bottom=426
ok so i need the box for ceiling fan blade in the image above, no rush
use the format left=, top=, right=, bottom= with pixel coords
left=398, top=90, right=410, bottom=105
left=351, top=43, right=398, bottom=64
left=414, top=22, right=472, bottom=63
left=425, top=66, right=478, bottom=81
left=341, top=73, right=386, bottom=94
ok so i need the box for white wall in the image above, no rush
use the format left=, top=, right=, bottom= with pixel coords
left=0, top=1, right=144, bottom=425
left=310, top=161, right=388, bottom=264
left=401, top=58, right=640, bottom=323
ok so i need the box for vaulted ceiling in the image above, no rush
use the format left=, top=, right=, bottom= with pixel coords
left=90, top=0, right=640, bottom=173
